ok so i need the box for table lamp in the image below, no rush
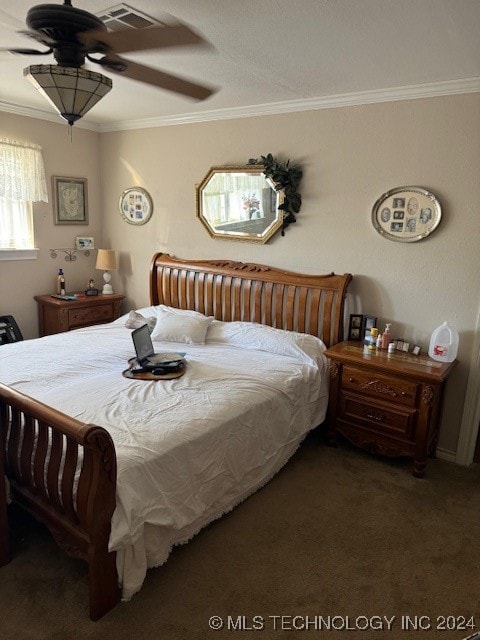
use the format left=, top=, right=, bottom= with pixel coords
left=95, top=249, right=116, bottom=295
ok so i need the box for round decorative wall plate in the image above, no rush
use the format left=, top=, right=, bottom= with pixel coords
left=371, top=186, right=441, bottom=242
left=119, top=187, right=153, bottom=225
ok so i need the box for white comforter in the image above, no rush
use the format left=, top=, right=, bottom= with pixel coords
left=0, top=312, right=329, bottom=599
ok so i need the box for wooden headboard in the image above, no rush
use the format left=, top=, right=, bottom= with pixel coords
left=150, top=254, right=352, bottom=347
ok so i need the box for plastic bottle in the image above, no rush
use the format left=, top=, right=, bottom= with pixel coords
left=56, top=269, right=66, bottom=296
left=381, top=323, right=392, bottom=350
left=56, top=269, right=63, bottom=294
left=428, top=322, right=459, bottom=363
left=363, top=329, right=373, bottom=354
left=364, top=328, right=376, bottom=353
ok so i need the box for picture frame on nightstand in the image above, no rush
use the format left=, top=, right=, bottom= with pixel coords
left=348, top=314, right=364, bottom=340
left=362, top=315, right=377, bottom=336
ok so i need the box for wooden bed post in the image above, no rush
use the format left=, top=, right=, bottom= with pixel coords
left=88, top=546, right=120, bottom=621
left=81, top=427, right=121, bottom=621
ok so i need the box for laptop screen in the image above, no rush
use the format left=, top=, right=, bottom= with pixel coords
left=132, top=324, right=154, bottom=362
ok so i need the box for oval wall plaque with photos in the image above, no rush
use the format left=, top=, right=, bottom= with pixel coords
left=119, top=187, right=153, bottom=225
left=371, top=186, right=441, bottom=242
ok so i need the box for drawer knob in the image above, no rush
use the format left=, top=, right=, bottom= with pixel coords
left=349, top=377, right=354, bottom=383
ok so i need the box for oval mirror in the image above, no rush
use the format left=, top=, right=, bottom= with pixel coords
left=196, top=165, right=285, bottom=243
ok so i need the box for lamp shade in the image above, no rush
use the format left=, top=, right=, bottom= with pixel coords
left=24, top=65, right=112, bottom=126
left=95, top=249, right=117, bottom=271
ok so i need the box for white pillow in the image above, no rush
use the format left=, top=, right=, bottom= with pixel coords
left=150, top=306, right=213, bottom=344
left=124, top=310, right=157, bottom=333
left=206, top=319, right=326, bottom=364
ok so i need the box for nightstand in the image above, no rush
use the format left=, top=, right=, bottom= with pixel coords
left=324, top=341, right=457, bottom=477
left=34, top=293, right=125, bottom=337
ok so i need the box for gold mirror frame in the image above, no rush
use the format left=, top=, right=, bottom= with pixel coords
left=196, top=165, right=285, bottom=243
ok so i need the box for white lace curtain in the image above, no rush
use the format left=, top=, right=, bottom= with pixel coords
left=0, top=138, right=48, bottom=202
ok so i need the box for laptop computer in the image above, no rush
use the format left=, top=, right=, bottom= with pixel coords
left=131, top=324, right=185, bottom=371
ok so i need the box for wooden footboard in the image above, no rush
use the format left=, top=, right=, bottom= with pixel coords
left=0, top=383, right=120, bottom=621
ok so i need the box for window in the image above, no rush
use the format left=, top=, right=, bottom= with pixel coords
left=0, top=199, right=34, bottom=249
left=0, top=138, right=48, bottom=257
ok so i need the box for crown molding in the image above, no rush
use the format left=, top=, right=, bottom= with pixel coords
left=1, top=77, right=479, bottom=133
left=0, top=100, right=101, bottom=131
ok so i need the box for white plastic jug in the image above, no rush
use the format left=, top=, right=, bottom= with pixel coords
left=428, top=321, right=459, bottom=362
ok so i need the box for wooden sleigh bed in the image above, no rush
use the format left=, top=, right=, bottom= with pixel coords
left=0, top=253, right=352, bottom=620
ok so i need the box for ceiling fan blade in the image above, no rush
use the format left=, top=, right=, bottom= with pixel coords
left=19, top=28, right=56, bottom=48
left=0, top=46, right=52, bottom=55
left=99, top=55, right=215, bottom=100
left=79, top=23, right=207, bottom=55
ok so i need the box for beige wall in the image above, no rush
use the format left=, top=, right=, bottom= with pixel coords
left=1, top=92, right=479, bottom=454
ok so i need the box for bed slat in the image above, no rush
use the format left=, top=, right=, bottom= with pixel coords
left=61, top=438, right=79, bottom=522
left=33, top=421, right=49, bottom=500
left=46, top=430, right=64, bottom=511
left=322, top=289, right=335, bottom=347
left=297, top=287, right=308, bottom=334
left=197, top=272, right=206, bottom=314
left=263, top=282, right=274, bottom=326
left=19, top=415, right=35, bottom=486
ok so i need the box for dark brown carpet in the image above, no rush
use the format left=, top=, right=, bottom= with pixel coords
left=1, top=431, right=479, bottom=640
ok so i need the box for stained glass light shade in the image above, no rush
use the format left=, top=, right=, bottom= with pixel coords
left=24, top=65, right=112, bottom=125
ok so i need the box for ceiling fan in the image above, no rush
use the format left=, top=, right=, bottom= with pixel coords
left=2, top=0, right=215, bottom=125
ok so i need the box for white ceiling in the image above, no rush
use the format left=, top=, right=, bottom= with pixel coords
left=0, top=0, right=479, bottom=131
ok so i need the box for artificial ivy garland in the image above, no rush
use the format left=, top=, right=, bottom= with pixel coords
left=248, top=153, right=303, bottom=235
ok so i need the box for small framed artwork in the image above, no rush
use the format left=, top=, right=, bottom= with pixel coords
left=75, top=236, right=94, bottom=250
left=412, top=345, right=422, bottom=356
left=348, top=314, right=364, bottom=341
left=53, top=176, right=88, bottom=225
left=119, top=187, right=153, bottom=225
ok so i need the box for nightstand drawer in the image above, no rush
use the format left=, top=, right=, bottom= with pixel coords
left=68, top=304, right=112, bottom=327
left=340, top=391, right=417, bottom=440
left=342, top=365, right=418, bottom=407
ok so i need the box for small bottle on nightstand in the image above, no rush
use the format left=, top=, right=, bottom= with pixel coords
left=56, top=269, right=66, bottom=295
left=381, top=323, right=392, bottom=349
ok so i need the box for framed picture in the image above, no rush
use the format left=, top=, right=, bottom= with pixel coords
left=75, top=236, right=94, bottom=250
left=371, top=186, right=441, bottom=242
left=53, top=176, right=88, bottom=225
left=119, top=187, right=153, bottom=225
left=362, top=315, right=377, bottom=337
left=348, top=314, right=364, bottom=341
